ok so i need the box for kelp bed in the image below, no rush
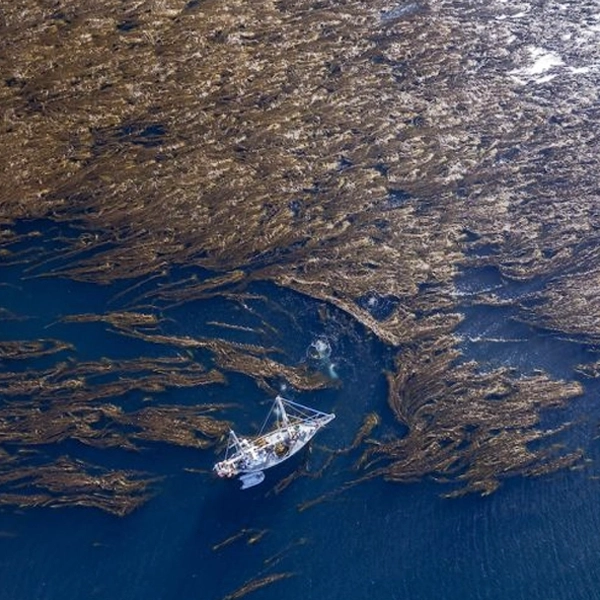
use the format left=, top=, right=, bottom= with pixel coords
left=1, top=0, right=600, bottom=528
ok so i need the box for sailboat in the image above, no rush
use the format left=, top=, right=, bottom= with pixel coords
left=214, top=395, right=335, bottom=489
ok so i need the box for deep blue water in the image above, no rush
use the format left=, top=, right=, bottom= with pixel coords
left=2, top=248, right=600, bottom=600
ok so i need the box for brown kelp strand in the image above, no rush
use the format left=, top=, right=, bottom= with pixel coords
left=0, top=356, right=226, bottom=402
left=263, top=538, right=308, bottom=569
left=348, top=412, right=381, bottom=451
left=312, top=412, right=380, bottom=458
left=0, top=373, right=228, bottom=513
left=273, top=413, right=383, bottom=498
left=0, top=354, right=231, bottom=452
left=263, top=266, right=463, bottom=347
left=206, top=321, right=265, bottom=336
left=0, top=339, right=74, bottom=361
left=212, top=529, right=251, bottom=552
left=106, top=321, right=335, bottom=392
left=270, top=454, right=314, bottom=496
left=358, top=336, right=583, bottom=495
left=270, top=442, right=340, bottom=496
left=21, top=230, right=121, bottom=280
left=574, top=361, right=600, bottom=379
left=0, top=397, right=230, bottom=450
left=1, top=0, right=598, bottom=307
left=0, top=229, right=47, bottom=266
left=0, top=229, right=41, bottom=248
left=0, top=400, right=131, bottom=448
left=1, top=0, right=473, bottom=351
left=296, top=478, right=362, bottom=513
left=60, top=311, right=163, bottom=330
left=125, top=270, right=249, bottom=309
left=212, top=528, right=269, bottom=552
left=517, top=269, right=600, bottom=344
left=211, top=347, right=333, bottom=393
left=0, top=307, right=29, bottom=322
left=222, top=572, right=294, bottom=600
left=118, top=406, right=231, bottom=449
left=0, top=455, right=156, bottom=517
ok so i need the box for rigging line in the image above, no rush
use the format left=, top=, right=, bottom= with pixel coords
left=258, top=397, right=280, bottom=435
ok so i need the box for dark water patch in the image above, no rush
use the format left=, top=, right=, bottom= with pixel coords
left=336, top=155, right=353, bottom=171
left=369, top=52, right=388, bottom=65
left=456, top=185, right=469, bottom=198
left=455, top=265, right=505, bottom=296
left=384, top=187, right=413, bottom=208
left=408, top=114, right=426, bottom=128
left=456, top=263, right=548, bottom=301
left=3, top=465, right=600, bottom=600
left=117, top=122, right=167, bottom=147
left=4, top=76, right=26, bottom=89
left=90, top=121, right=168, bottom=152
left=356, top=291, right=398, bottom=321
left=496, top=146, right=521, bottom=164
left=372, top=161, right=390, bottom=176
left=461, top=228, right=480, bottom=243
left=468, top=242, right=500, bottom=257
left=287, top=199, right=303, bottom=218
left=456, top=302, right=589, bottom=379
left=116, top=19, right=138, bottom=32
left=50, top=11, right=73, bottom=24
left=373, top=217, right=389, bottom=231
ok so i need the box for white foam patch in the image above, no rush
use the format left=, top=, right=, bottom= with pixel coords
left=569, top=66, right=592, bottom=74
left=495, top=11, right=529, bottom=20
left=509, top=47, right=564, bottom=84
left=522, top=48, right=564, bottom=75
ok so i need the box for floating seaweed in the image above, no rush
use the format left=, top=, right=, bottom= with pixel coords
left=104, top=321, right=335, bottom=392
left=222, top=572, right=294, bottom=600
left=359, top=336, right=584, bottom=495
left=263, top=538, right=308, bottom=568
left=0, top=354, right=230, bottom=451
left=212, top=528, right=269, bottom=552
left=0, top=454, right=156, bottom=517
left=0, top=0, right=598, bottom=521
left=0, top=339, right=74, bottom=361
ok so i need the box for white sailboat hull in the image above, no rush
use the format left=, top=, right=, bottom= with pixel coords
left=214, top=397, right=335, bottom=485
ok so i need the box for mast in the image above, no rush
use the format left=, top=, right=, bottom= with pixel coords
left=275, top=395, right=289, bottom=428
left=229, top=429, right=242, bottom=452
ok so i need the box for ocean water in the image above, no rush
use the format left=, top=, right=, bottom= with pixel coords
left=2, top=250, right=600, bottom=600
left=2, top=1, right=600, bottom=599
